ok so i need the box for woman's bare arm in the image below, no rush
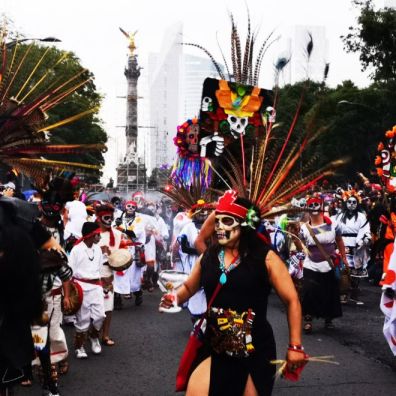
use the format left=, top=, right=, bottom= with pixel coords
left=194, top=211, right=215, bottom=254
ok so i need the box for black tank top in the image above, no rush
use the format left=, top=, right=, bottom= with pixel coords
left=200, top=244, right=274, bottom=350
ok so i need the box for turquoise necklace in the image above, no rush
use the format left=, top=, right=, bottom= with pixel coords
left=218, top=248, right=241, bottom=285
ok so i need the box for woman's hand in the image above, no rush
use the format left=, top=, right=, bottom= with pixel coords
left=286, top=349, right=307, bottom=371
left=159, top=293, right=177, bottom=311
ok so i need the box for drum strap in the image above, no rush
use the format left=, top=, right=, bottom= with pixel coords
left=73, top=277, right=102, bottom=286
left=50, top=287, right=62, bottom=297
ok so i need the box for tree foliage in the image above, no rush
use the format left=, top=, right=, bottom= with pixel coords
left=5, top=42, right=107, bottom=182
left=275, top=78, right=396, bottom=186
left=341, top=0, right=396, bottom=82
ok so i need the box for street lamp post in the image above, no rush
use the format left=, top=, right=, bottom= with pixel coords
left=6, top=37, right=61, bottom=49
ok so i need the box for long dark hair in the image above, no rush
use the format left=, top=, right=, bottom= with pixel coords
left=0, top=216, right=42, bottom=321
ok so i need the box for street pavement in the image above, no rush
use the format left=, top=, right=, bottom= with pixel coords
left=19, top=281, right=396, bottom=396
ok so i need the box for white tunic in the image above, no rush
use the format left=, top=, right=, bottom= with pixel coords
left=64, top=200, right=88, bottom=239
left=178, top=221, right=207, bottom=315
left=69, top=242, right=103, bottom=291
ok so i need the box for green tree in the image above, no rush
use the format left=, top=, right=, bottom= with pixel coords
left=4, top=42, right=107, bottom=181
left=342, top=0, right=396, bottom=82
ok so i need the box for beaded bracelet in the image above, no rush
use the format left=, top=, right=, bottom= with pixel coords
left=288, top=344, right=304, bottom=351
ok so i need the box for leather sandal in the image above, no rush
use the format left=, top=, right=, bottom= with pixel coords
left=303, top=322, right=313, bottom=334
left=20, top=379, right=33, bottom=387
left=102, top=337, right=115, bottom=346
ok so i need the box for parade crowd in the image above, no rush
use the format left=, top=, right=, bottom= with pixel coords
left=0, top=171, right=395, bottom=396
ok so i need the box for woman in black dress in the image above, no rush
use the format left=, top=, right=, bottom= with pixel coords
left=160, top=190, right=305, bottom=395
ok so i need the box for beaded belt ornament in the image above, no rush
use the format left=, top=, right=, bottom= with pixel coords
left=208, top=307, right=255, bottom=358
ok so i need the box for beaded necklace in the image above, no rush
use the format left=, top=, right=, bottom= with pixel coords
left=218, top=248, right=241, bottom=285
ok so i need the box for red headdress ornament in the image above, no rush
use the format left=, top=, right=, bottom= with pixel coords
left=215, top=190, right=248, bottom=220
left=126, top=200, right=137, bottom=207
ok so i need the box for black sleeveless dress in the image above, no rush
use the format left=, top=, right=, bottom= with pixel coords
left=193, top=244, right=276, bottom=395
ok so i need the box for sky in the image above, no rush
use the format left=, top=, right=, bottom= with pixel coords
left=0, top=0, right=386, bottom=182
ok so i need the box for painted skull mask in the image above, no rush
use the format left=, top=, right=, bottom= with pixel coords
left=307, top=198, right=322, bottom=216
left=97, top=211, right=114, bottom=228
left=214, top=214, right=241, bottom=246
left=346, top=197, right=358, bottom=212
left=186, top=123, right=199, bottom=154
left=125, top=201, right=137, bottom=216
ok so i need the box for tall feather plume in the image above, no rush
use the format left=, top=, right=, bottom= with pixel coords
left=0, top=29, right=105, bottom=185
left=182, top=43, right=225, bottom=80
left=252, top=29, right=276, bottom=86
left=216, top=32, right=232, bottom=81
left=241, top=7, right=251, bottom=84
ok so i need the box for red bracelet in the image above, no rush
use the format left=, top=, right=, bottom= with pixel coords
left=288, top=347, right=306, bottom=354
left=288, top=344, right=304, bottom=351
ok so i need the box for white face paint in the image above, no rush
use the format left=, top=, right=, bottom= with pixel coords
left=346, top=198, right=358, bottom=212
left=307, top=201, right=321, bottom=216
left=125, top=203, right=137, bottom=215
left=99, top=213, right=114, bottom=228
left=215, top=214, right=241, bottom=246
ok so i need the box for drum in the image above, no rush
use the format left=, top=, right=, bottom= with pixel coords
left=62, top=280, right=83, bottom=315
left=108, top=249, right=133, bottom=271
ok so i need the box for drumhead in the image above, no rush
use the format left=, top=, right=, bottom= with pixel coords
left=108, top=249, right=133, bottom=271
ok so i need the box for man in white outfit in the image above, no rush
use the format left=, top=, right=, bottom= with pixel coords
left=69, top=222, right=105, bottom=359
left=178, top=200, right=213, bottom=323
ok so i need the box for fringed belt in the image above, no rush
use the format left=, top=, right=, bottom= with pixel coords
left=208, top=307, right=255, bottom=358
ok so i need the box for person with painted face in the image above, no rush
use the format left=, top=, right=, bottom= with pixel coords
left=94, top=202, right=123, bottom=346
left=334, top=191, right=371, bottom=304
left=35, top=190, right=73, bottom=379
left=300, top=195, right=347, bottom=334
left=69, top=222, right=105, bottom=359
left=160, top=190, right=304, bottom=395
left=116, top=200, right=146, bottom=306
left=178, top=200, right=214, bottom=324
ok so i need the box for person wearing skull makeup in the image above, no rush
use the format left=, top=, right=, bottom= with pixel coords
left=34, top=189, right=73, bottom=380
left=95, top=202, right=122, bottom=346
left=69, top=222, right=105, bottom=359
left=115, top=200, right=146, bottom=306
left=334, top=191, right=371, bottom=304
left=299, top=195, right=347, bottom=334
left=178, top=200, right=214, bottom=324
left=160, top=190, right=305, bottom=395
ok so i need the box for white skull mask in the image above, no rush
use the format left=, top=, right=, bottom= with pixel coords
left=99, top=213, right=114, bottom=228
left=227, top=115, right=249, bottom=139
left=186, top=124, right=199, bottom=154
left=346, top=198, right=358, bottom=212
left=201, top=96, right=213, bottom=112
left=215, top=214, right=241, bottom=246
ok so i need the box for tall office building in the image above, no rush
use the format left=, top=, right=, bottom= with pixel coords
left=145, top=22, right=221, bottom=175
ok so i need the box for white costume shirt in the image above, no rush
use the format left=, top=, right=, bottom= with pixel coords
left=64, top=200, right=87, bottom=239
left=178, top=221, right=207, bottom=315
left=300, top=221, right=340, bottom=273
left=69, top=242, right=103, bottom=290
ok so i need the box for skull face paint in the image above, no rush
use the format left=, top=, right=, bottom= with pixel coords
left=346, top=198, right=358, bottom=212
left=215, top=214, right=241, bottom=246
left=125, top=203, right=137, bottom=216
left=186, top=124, right=199, bottom=153
left=307, top=199, right=322, bottom=216
left=98, top=212, right=114, bottom=228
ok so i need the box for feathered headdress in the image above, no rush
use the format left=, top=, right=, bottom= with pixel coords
left=161, top=176, right=215, bottom=217
left=375, top=125, right=396, bottom=193
left=0, top=28, right=105, bottom=187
